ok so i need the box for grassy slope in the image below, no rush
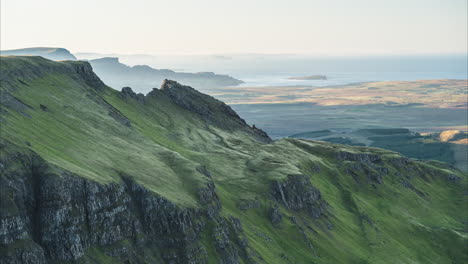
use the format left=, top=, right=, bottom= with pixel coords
left=1, top=56, right=467, bottom=263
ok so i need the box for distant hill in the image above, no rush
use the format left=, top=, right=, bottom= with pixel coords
left=88, top=57, right=244, bottom=93
left=0, top=47, right=77, bottom=61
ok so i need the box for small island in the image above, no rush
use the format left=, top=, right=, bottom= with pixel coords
left=288, top=75, right=327, bottom=80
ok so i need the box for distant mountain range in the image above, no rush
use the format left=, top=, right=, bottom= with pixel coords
left=88, top=57, right=243, bottom=93
left=0, top=47, right=243, bottom=93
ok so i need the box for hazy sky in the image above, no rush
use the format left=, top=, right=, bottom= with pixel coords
left=1, top=0, right=467, bottom=55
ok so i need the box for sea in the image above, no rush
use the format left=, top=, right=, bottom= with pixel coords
left=121, top=54, right=468, bottom=87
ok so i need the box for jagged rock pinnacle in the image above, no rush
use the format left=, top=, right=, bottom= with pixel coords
left=156, top=79, right=272, bottom=143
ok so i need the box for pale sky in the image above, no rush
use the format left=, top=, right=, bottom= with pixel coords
left=1, top=0, right=467, bottom=55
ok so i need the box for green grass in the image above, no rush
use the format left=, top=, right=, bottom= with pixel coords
left=1, top=56, right=467, bottom=263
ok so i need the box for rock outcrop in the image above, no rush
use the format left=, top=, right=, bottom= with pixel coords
left=271, top=174, right=327, bottom=219
left=151, top=79, right=272, bottom=143
left=119, top=87, right=145, bottom=102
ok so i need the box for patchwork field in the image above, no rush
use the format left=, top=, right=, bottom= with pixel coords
left=223, top=80, right=467, bottom=137
left=214, top=79, right=467, bottom=108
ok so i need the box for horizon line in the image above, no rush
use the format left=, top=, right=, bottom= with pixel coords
left=1, top=46, right=467, bottom=58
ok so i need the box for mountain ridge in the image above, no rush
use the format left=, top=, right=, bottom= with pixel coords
left=0, top=56, right=466, bottom=264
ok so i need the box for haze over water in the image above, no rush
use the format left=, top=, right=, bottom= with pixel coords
left=84, top=53, right=468, bottom=87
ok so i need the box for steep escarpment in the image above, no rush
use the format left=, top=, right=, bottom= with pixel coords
left=0, top=56, right=104, bottom=91
left=0, top=56, right=467, bottom=264
left=0, top=141, right=252, bottom=264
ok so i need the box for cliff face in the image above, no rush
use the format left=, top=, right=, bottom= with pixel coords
left=0, top=56, right=467, bottom=264
left=0, top=142, right=250, bottom=264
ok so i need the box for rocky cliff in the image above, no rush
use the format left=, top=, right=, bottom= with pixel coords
left=0, top=56, right=466, bottom=264
left=0, top=141, right=250, bottom=263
